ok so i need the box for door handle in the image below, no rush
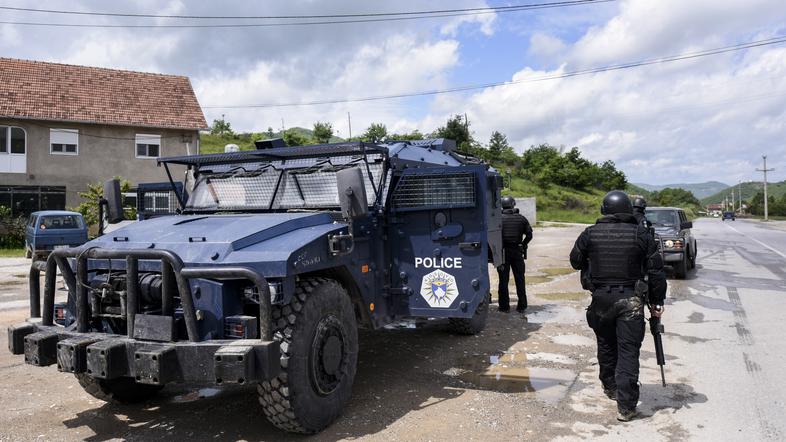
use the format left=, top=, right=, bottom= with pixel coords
left=459, top=242, right=480, bottom=249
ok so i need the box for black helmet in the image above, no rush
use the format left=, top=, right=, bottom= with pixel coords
left=601, top=190, right=632, bottom=215
left=631, top=196, right=647, bottom=210
left=501, top=196, right=516, bottom=209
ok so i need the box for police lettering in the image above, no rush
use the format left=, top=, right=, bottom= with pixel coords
left=415, top=257, right=463, bottom=269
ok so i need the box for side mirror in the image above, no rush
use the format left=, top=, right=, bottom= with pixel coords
left=681, top=221, right=693, bottom=230
left=103, top=179, right=124, bottom=224
left=336, top=167, right=369, bottom=220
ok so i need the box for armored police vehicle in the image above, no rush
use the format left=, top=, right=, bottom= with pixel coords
left=8, top=139, right=503, bottom=434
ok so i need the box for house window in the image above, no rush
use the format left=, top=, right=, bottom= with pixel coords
left=136, top=134, right=161, bottom=159
left=0, top=126, right=27, bottom=173
left=50, top=128, right=79, bottom=155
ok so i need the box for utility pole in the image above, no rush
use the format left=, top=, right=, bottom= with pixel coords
left=757, top=155, right=775, bottom=221
left=738, top=181, right=743, bottom=212
left=731, top=187, right=736, bottom=212
left=347, top=112, right=352, bottom=140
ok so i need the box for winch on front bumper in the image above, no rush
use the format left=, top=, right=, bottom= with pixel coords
left=7, top=247, right=280, bottom=386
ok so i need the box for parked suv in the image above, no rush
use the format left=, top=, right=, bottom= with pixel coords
left=645, top=207, right=696, bottom=279
left=722, top=211, right=736, bottom=221
left=25, top=211, right=88, bottom=259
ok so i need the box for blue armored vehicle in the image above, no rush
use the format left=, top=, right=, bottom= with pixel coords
left=8, top=139, right=503, bottom=433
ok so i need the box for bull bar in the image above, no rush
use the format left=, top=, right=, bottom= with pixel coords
left=10, top=247, right=280, bottom=385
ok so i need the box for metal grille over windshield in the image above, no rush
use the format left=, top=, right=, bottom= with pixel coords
left=186, top=154, right=384, bottom=211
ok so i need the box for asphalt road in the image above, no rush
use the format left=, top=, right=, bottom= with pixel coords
left=1, top=218, right=785, bottom=441
left=660, top=217, right=786, bottom=440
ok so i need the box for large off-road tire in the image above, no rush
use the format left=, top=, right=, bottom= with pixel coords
left=258, top=278, right=358, bottom=434
left=448, top=292, right=489, bottom=335
left=75, top=374, right=162, bottom=404
left=690, top=245, right=697, bottom=269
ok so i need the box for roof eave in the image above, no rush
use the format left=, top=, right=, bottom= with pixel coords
left=0, top=114, right=208, bottom=131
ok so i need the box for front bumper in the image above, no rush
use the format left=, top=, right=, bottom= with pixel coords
left=662, top=250, right=685, bottom=263
left=8, top=321, right=280, bottom=385
left=14, top=246, right=280, bottom=386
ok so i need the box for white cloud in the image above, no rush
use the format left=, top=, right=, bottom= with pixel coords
left=528, top=32, right=567, bottom=60
left=424, top=0, right=786, bottom=184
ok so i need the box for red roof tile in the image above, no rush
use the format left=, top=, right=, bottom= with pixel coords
left=0, top=57, right=207, bottom=130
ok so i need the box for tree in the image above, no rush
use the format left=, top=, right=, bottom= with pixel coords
left=387, top=130, right=424, bottom=141
left=266, top=127, right=275, bottom=138
left=488, top=131, right=514, bottom=159
left=362, top=123, right=388, bottom=143
left=210, top=115, right=233, bottom=136
left=282, top=128, right=309, bottom=147
left=71, top=177, right=135, bottom=233
left=432, top=114, right=473, bottom=152
left=312, top=121, right=334, bottom=143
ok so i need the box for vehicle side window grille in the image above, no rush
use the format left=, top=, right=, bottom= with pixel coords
left=392, top=172, right=476, bottom=210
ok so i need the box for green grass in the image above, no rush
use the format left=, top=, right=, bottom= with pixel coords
left=501, top=175, right=604, bottom=224
left=0, top=248, right=25, bottom=258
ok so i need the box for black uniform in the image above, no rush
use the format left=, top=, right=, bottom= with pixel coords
left=498, top=208, right=533, bottom=312
left=569, top=213, right=666, bottom=413
left=632, top=207, right=647, bottom=228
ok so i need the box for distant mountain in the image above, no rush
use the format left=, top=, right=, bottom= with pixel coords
left=633, top=181, right=729, bottom=199
left=701, top=180, right=786, bottom=205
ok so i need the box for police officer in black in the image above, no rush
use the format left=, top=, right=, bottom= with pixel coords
left=569, top=191, right=666, bottom=421
left=498, top=196, right=533, bottom=313
left=631, top=196, right=649, bottom=229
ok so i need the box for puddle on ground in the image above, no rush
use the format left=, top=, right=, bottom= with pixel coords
left=551, top=334, right=595, bottom=347
left=171, top=387, right=222, bottom=403
left=536, top=292, right=588, bottom=302
left=525, top=306, right=586, bottom=325
left=686, top=294, right=738, bottom=312
left=449, top=353, right=575, bottom=403
left=687, top=312, right=704, bottom=323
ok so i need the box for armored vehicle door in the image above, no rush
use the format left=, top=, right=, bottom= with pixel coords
left=387, top=165, right=491, bottom=318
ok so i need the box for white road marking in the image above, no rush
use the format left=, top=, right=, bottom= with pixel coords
left=725, top=223, right=786, bottom=260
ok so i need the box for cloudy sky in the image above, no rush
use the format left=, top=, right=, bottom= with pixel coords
left=2, top=0, right=786, bottom=185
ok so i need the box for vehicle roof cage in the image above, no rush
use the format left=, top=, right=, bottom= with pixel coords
left=158, top=142, right=388, bottom=168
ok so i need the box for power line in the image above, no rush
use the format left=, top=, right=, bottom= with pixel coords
left=203, top=35, right=786, bottom=109
left=0, top=0, right=612, bottom=20
left=0, top=0, right=614, bottom=28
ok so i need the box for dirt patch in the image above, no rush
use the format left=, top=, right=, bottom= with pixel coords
left=541, top=267, right=576, bottom=277
left=527, top=275, right=552, bottom=285
left=536, top=292, right=587, bottom=301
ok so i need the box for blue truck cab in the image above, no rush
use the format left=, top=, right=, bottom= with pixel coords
left=8, top=139, right=503, bottom=434
left=25, top=210, right=88, bottom=259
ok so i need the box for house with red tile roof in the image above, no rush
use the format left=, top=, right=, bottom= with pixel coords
left=0, top=57, right=207, bottom=214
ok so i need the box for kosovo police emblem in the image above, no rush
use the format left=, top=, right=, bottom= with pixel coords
left=420, top=269, right=459, bottom=308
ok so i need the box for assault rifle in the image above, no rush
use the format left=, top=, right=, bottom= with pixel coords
left=650, top=306, right=666, bottom=386
left=636, top=280, right=666, bottom=386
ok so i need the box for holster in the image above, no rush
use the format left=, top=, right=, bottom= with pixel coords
left=635, top=279, right=648, bottom=303
left=580, top=268, right=595, bottom=291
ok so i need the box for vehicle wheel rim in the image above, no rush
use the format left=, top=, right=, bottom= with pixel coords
left=310, top=315, right=347, bottom=396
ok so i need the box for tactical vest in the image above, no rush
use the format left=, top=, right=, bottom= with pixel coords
left=587, top=222, right=644, bottom=285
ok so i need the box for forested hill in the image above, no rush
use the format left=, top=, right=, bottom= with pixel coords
left=701, top=181, right=786, bottom=205
left=633, top=181, right=729, bottom=199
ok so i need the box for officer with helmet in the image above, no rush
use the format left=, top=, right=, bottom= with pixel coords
left=569, top=191, right=666, bottom=421
left=498, top=196, right=533, bottom=313
left=631, top=196, right=647, bottom=227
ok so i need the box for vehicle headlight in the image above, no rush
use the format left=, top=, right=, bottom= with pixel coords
left=664, top=240, right=674, bottom=248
